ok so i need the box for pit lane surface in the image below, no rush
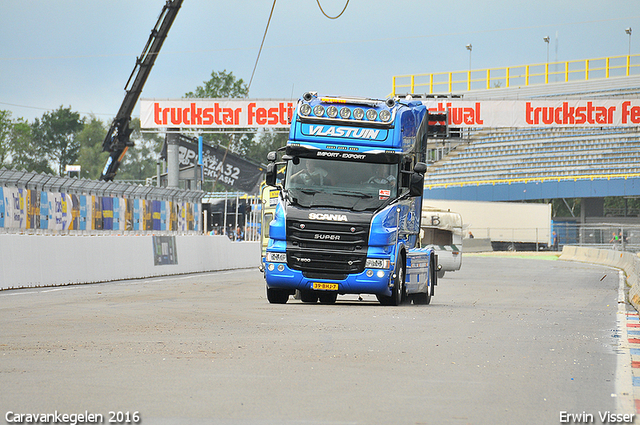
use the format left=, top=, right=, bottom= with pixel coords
left=0, top=256, right=625, bottom=424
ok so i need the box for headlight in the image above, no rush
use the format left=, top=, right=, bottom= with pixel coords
left=353, top=108, right=364, bottom=120
left=313, top=105, right=325, bottom=117
left=299, top=104, right=311, bottom=116
left=366, top=109, right=378, bottom=121
left=365, top=258, right=391, bottom=269
left=266, top=252, right=287, bottom=263
left=379, top=110, right=391, bottom=122
left=326, top=105, right=338, bottom=118
left=339, top=107, right=351, bottom=119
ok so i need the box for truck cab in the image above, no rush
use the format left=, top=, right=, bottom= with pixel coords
left=262, top=93, right=440, bottom=305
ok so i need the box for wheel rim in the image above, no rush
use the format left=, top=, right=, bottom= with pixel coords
left=396, top=265, right=404, bottom=304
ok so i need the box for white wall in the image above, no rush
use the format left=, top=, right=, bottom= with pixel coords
left=0, top=234, right=260, bottom=290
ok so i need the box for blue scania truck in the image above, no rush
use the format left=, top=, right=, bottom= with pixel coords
left=263, top=92, right=441, bottom=305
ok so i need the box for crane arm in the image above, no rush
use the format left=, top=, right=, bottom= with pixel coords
left=100, top=0, right=183, bottom=181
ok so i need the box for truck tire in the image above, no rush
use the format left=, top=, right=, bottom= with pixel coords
left=412, top=291, right=431, bottom=305
left=377, top=256, right=405, bottom=306
left=300, top=290, right=319, bottom=303
left=266, top=287, right=290, bottom=304
left=318, top=292, right=337, bottom=304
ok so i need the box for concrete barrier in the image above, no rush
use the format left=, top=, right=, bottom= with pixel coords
left=0, top=234, right=260, bottom=291
left=559, top=245, right=640, bottom=312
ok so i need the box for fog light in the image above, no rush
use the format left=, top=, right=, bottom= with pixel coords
left=339, top=107, right=351, bottom=119
left=268, top=263, right=275, bottom=271
left=379, top=110, right=391, bottom=122
left=326, top=105, right=338, bottom=118
left=366, top=270, right=374, bottom=277
left=277, top=264, right=285, bottom=272
left=377, top=270, right=385, bottom=278
left=313, top=105, right=325, bottom=117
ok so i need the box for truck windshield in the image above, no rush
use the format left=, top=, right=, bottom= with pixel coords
left=284, top=157, right=398, bottom=211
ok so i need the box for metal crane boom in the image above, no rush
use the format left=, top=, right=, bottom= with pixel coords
left=100, top=0, right=183, bottom=181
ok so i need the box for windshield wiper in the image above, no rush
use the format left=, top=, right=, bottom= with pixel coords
left=332, top=189, right=374, bottom=199
left=299, top=188, right=321, bottom=195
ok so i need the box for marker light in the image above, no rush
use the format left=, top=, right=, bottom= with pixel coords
left=379, top=110, right=391, bottom=122
left=366, top=109, right=378, bottom=121
left=353, top=108, right=364, bottom=120
left=326, top=105, right=338, bottom=118
left=339, top=107, right=351, bottom=119
left=299, top=104, right=312, bottom=116
left=313, top=105, right=325, bottom=117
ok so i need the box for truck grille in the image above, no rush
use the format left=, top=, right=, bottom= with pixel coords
left=286, top=219, right=369, bottom=275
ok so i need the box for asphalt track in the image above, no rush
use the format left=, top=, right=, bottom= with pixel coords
left=0, top=255, right=631, bottom=425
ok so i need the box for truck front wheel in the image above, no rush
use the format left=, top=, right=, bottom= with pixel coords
left=377, top=258, right=405, bottom=306
left=266, top=287, right=290, bottom=304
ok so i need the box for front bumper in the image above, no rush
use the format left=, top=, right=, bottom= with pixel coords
left=264, top=261, right=394, bottom=297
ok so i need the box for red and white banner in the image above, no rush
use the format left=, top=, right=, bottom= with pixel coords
left=140, top=99, right=295, bottom=128
left=141, top=98, right=640, bottom=128
left=422, top=100, right=640, bottom=127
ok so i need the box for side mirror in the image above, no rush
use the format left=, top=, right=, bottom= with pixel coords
left=409, top=172, right=424, bottom=197
left=265, top=163, right=277, bottom=187
left=413, top=162, right=427, bottom=174
left=266, top=151, right=277, bottom=162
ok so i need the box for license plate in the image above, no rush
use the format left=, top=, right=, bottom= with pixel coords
left=312, top=282, right=339, bottom=291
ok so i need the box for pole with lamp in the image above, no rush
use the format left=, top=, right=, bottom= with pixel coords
left=543, top=36, right=550, bottom=84
left=466, top=44, right=472, bottom=90
left=626, top=27, right=632, bottom=76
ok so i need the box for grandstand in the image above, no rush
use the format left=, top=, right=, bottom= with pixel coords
left=425, top=126, right=640, bottom=185
left=390, top=54, right=640, bottom=211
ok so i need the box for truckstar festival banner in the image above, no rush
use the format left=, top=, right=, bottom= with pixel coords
left=141, top=98, right=640, bottom=129
left=421, top=100, right=640, bottom=128
left=140, top=99, right=295, bottom=128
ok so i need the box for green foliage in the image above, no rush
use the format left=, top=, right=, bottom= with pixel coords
left=77, top=115, right=109, bottom=179
left=32, top=106, right=84, bottom=176
left=248, top=129, right=288, bottom=164
left=9, top=118, right=53, bottom=174
left=1, top=68, right=287, bottom=187
left=184, top=69, right=249, bottom=99
left=0, top=110, right=11, bottom=166
left=117, top=118, right=164, bottom=182
left=183, top=70, right=288, bottom=191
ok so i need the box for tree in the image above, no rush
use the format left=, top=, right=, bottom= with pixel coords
left=184, top=70, right=253, bottom=191
left=0, top=110, right=11, bottom=167
left=248, top=128, right=288, bottom=164
left=117, top=118, right=164, bottom=182
left=77, top=115, right=109, bottom=179
left=9, top=119, right=53, bottom=174
left=184, top=69, right=249, bottom=99
left=32, top=106, right=84, bottom=176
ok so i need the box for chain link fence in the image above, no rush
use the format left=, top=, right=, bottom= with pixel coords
left=553, top=222, right=640, bottom=253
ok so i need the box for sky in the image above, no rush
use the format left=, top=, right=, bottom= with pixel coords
left=1, top=0, right=639, bottom=123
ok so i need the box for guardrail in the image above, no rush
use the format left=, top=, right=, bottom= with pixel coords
left=0, top=168, right=204, bottom=235
left=392, top=54, right=640, bottom=95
